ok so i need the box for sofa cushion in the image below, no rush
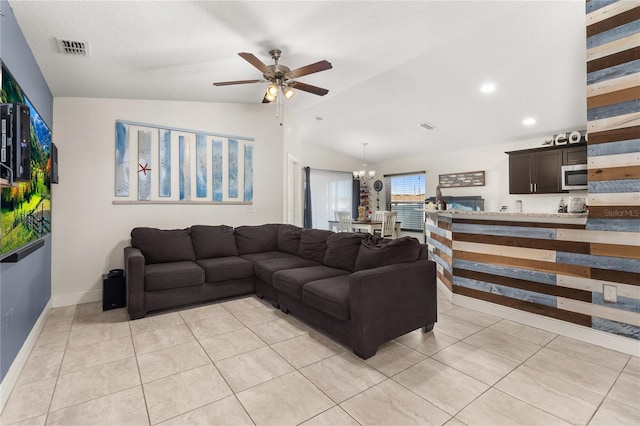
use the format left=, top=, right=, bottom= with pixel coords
left=277, top=224, right=302, bottom=255
left=234, top=224, right=279, bottom=254
left=298, top=229, right=334, bottom=262
left=303, top=276, right=350, bottom=320
left=323, top=233, right=365, bottom=272
left=131, top=227, right=196, bottom=264
left=144, top=261, right=204, bottom=291
left=241, top=251, right=297, bottom=263
left=354, top=236, right=421, bottom=271
left=191, top=225, right=238, bottom=259
left=196, top=256, right=254, bottom=283
left=273, top=266, right=349, bottom=299
left=254, top=257, right=319, bottom=285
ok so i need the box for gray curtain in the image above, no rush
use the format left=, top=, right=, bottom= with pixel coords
left=303, top=167, right=312, bottom=228
left=352, top=178, right=360, bottom=219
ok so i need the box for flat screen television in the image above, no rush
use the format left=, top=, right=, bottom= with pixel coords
left=1, top=63, right=52, bottom=259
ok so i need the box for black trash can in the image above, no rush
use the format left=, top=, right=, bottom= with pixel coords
left=102, top=271, right=126, bottom=311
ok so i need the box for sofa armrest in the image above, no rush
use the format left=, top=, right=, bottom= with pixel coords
left=125, top=246, right=146, bottom=319
left=348, top=259, right=437, bottom=358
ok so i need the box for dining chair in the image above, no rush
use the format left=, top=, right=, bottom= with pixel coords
left=373, top=210, right=385, bottom=222
left=335, top=211, right=353, bottom=233
left=380, top=211, right=398, bottom=239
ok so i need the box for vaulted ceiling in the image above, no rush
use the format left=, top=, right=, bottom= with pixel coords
left=8, top=0, right=586, bottom=162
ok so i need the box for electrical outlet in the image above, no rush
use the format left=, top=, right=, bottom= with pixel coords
left=246, top=206, right=254, bottom=213
left=603, top=284, right=617, bottom=303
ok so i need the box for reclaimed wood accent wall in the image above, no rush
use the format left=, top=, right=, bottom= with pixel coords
left=428, top=215, right=640, bottom=338
left=585, top=0, right=640, bottom=338
left=428, top=1, right=639, bottom=341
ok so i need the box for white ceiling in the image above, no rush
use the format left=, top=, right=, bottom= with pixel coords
left=8, top=0, right=587, bottom=163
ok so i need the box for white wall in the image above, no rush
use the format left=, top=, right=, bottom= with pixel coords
left=283, top=116, right=362, bottom=226
left=374, top=136, right=588, bottom=213
left=51, top=97, right=284, bottom=305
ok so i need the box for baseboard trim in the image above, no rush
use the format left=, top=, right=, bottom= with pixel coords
left=52, top=289, right=102, bottom=308
left=0, top=299, right=51, bottom=413
left=436, top=278, right=639, bottom=357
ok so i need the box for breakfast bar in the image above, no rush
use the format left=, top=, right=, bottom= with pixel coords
left=425, top=210, right=597, bottom=326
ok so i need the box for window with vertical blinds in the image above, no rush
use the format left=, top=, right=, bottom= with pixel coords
left=384, top=172, right=425, bottom=232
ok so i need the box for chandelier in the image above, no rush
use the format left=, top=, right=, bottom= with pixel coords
left=352, top=142, right=375, bottom=182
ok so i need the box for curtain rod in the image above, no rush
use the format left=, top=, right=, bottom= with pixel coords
left=383, top=171, right=426, bottom=177
left=303, top=166, right=354, bottom=174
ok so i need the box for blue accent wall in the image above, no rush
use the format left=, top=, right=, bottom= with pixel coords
left=0, top=0, right=54, bottom=382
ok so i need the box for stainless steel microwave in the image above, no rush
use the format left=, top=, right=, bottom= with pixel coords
left=562, top=164, right=588, bottom=190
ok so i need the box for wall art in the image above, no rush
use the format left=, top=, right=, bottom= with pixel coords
left=114, top=120, right=254, bottom=204
left=439, top=170, right=485, bottom=188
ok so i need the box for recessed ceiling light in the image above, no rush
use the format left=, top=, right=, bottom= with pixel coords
left=522, top=117, right=536, bottom=126
left=480, top=82, right=496, bottom=93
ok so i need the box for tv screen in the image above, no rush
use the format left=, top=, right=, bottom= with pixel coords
left=1, top=63, right=52, bottom=258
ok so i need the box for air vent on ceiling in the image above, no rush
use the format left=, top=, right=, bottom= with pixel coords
left=418, top=122, right=436, bottom=131
left=56, top=38, right=90, bottom=56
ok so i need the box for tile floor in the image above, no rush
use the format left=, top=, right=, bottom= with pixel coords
left=1, top=291, right=638, bottom=426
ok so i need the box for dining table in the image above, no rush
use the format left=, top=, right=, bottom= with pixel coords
left=327, top=220, right=401, bottom=238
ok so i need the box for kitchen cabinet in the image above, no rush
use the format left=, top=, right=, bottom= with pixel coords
left=507, top=149, right=563, bottom=194
left=563, top=145, right=587, bottom=165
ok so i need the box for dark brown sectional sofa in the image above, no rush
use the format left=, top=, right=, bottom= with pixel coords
left=124, top=223, right=437, bottom=359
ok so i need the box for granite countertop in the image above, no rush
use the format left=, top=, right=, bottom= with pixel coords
left=420, top=209, right=588, bottom=224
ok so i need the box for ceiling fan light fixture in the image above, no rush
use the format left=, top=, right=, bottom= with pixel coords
left=264, top=83, right=278, bottom=102
left=283, top=86, right=296, bottom=100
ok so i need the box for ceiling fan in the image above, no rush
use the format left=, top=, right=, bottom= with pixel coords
left=213, top=49, right=332, bottom=103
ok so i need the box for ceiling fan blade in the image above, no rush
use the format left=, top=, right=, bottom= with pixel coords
left=213, top=79, right=263, bottom=86
left=261, top=95, right=272, bottom=104
left=288, top=60, right=332, bottom=78
left=238, top=52, right=270, bottom=74
left=289, top=81, right=329, bottom=96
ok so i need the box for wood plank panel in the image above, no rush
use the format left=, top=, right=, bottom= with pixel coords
left=453, top=258, right=557, bottom=285
left=588, top=58, right=640, bottom=87
left=437, top=271, right=453, bottom=291
left=557, top=228, right=640, bottom=245
left=556, top=251, right=640, bottom=273
left=588, top=86, right=640, bottom=109
left=587, top=99, right=640, bottom=122
left=587, top=46, right=640, bottom=73
left=453, top=241, right=556, bottom=262
left=588, top=205, right=640, bottom=219
left=585, top=218, right=640, bottom=231
left=589, top=138, right=640, bottom=156
left=589, top=124, right=640, bottom=144
left=587, top=1, right=640, bottom=26
left=591, top=242, right=640, bottom=259
left=453, top=232, right=591, bottom=254
left=588, top=111, right=640, bottom=133
left=453, top=251, right=590, bottom=278
left=588, top=19, right=640, bottom=50
left=591, top=267, right=640, bottom=286
left=589, top=151, right=640, bottom=168
left=455, top=268, right=591, bottom=301
left=454, top=285, right=592, bottom=326
left=587, top=32, right=640, bottom=62
left=589, top=165, right=640, bottom=181
left=434, top=247, right=452, bottom=266
left=558, top=297, right=640, bottom=326
left=588, top=73, right=640, bottom=97
left=431, top=232, right=452, bottom=248
left=452, top=223, right=556, bottom=240
left=557, top=274, right=640, bottom=297
left=452, top=218, right=585, bottom=230
left=438, top=220, right=451, bottom=231
left=588, top=192, right=640, bottom=206
left=588, top=178, right=640, bottom=193
left=587, top=5, right=640, bottom=37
